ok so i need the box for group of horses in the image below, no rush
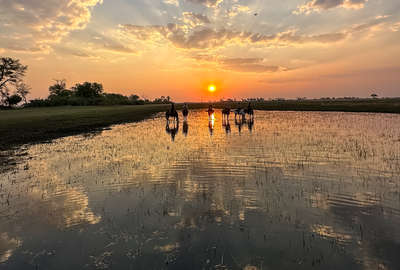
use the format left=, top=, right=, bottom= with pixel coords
left=221, top=107, right=254, bottom=121
left=165, top=105, right=254, bottom=140
left=166, top=106, right=254, bottom=122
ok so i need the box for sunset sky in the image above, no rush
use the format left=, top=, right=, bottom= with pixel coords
left=0, top=0, right=399, bottom=101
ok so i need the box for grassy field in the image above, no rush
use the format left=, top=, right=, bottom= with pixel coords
left=206, top=98, right=400, bottom=114
left=0, top=105, right=169, bottom=150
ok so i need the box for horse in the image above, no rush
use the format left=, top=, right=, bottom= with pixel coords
left=207, top=106, right=215, bottom=121
left=247, top=118, right=254, bottom=132
left=207, top=108, right=214, bottom=117
left=244, top=107, right=254, bottom=120
left=222, top=108, right=230, bottom=121
left=166, top=109, right=179, bottom=123
left=234, top=108, right=245, bottom=121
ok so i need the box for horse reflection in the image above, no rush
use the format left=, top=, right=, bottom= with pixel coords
left=234, top=117, right=254, bottom=134
left=209, top=116, right=215, bottom=136
left=222, top=118, right=231, bottom=134
left=247, top=118, right=254, bottom=132
left=183, top=121, right=189, bottom=137
left=182, top=103, right=189, bottom=121
left=166, top=121, right=179, bottom=141
left=235, top=118, right=244, bottom=134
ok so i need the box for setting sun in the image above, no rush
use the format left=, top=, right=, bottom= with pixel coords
left=208, top=85, right=216, bottom=92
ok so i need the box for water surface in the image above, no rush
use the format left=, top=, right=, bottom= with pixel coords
left=1, top=110, right=400, bottom=269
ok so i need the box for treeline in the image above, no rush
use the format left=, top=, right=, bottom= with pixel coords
left=27, top=79, right=173, bottom=107
left=0, top=56, right=174, bottom=108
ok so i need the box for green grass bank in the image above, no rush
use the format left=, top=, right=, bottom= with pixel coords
left=0, top=105, right=169, bottom=150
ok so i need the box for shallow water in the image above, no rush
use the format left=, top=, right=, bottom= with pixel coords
left=1, top=110, right=400, bottom=270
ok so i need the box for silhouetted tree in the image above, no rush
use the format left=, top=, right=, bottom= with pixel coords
left=72, top=82, right=103, bottom=98
left=0, top=57, right=28, bottom=106
left=49, top=79, right=71, bottom=98
left=153, top=96, right=172, bottom=104
left=16, top=82, right=31, bottom=104
left=371, top=93, right=378, bottom=99
left=129, top=94, right=140, bottom=102
left=6, top=94, right=22, bottom=107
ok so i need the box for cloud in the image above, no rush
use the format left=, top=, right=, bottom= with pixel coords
left=164, top=0, right=179, bottom=6
left=182, top=12, right=210, bottom=27
left=263, top=66, right=400, bottom=84
left=226, top=4, right=251, bottom=18
left=0, top=0, right=102, bottom=52
left=219, top=58, right=284, bottom=73
left=349, top=15, right=390, bottom=34
left=121, top=24, right=348, bottom=50
left=294, top=0, right=367, bottom=14
left=189, top=54, right=287, bottom=72
left=54, top=46, right=94, bottom=58
left=392, top=22, right=400, bottom=32
left=186, top=0, right=223, bottom=7
left=91, top=33, right=137, bottom=54
left=0, top=233, right=21, bottom=264
left=121, top=24, right=242, bottom=49
left=120, top=16, right=388, bottom=50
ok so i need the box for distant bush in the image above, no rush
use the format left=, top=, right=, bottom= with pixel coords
left=73, top=82, right=103, bottom=98
left=101, top=93, right=130, bottom=105
left=27, top=99, right=51, bottom=107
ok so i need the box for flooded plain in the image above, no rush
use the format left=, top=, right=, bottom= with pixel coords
left=1, top=110, right=400, bottom=270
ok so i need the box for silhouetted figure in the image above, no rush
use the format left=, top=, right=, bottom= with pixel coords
left=222, top=110, right=231, bottom=134
left=207, top=105, right=214, bottom=117
left=166, top=103, right=179, bottom=123
left=166, top=121, right=179, bottom=141
left=245, top=102, right=254, bottom=120
left=234, top=108, right=245, bottom=121
left=183, top=121, right=188, bottom=137
left=182, top=103, right=189, bottom=121
left=222, top=107, right=230, bottom=121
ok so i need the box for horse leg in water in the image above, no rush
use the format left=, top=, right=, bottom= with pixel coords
left=174, top=111, right=179, bottom=122
left=183, top=109, right=188, bottom=121
left=165, top=111, right=170, bottom=123
left=249, top=109, right=254, bottom=120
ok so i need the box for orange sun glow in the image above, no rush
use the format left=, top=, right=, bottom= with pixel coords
left=208, top=85, right=216, bottom=92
